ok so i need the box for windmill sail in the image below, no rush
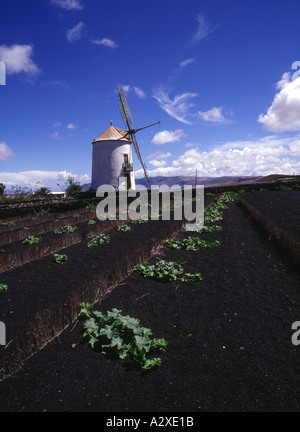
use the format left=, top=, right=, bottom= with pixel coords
left=118, top=85, right=159, bottom=183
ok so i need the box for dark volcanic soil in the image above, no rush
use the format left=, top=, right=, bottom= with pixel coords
left=0, top=200, right=300, bottom=412
left=240, top=191, right=300, bottom=246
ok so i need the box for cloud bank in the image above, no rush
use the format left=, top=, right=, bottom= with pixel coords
left=136, top=134, right=300, bottom=179
left=258, top=75, right=300, bottom=133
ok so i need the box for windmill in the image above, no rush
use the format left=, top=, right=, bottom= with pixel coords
left=91, top=85, right=160, bottom=192
left=118, top=85, right=160, bottom=184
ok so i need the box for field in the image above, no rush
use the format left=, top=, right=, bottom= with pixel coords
left=0, top=190, right=300, bottom=412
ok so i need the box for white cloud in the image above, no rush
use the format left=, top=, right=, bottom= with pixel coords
left=67, top=123, right=78, bottom=130
left=192, top=14, right=216, bottom=44
left=258, top=74, right=300, bottom=133
left=51, top=131, right=60, bottom=139
left=66, top=22, right=85, bottom=42
left=51, top=0, right=84, bottom=10
left=149, top=159, right=167, bottom=168
left=0, top=44, right=40, bottom=76
left=135, top=134, right=300, bottom=179
left=0, top=142, right=15, bottom=160
left=91, top=38, right=118, bottom=49
left=151, top=130, right=185, bottom=145
left=133, top=86, right=146, bottom=99
left=53, top=122, right=62, bottom=128
left=153, top=89, right=197, bottom=124
left=147, top=151, right=172, bottom=160
left=180, top=58, right=196, bottom=68
left=197, top=107, right=233, bottom=123
left=118, top=84, right=146, bottom=99
left=0, top=170, right=90, bottom=190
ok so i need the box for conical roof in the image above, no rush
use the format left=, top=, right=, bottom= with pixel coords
left=93, top=124, right=131, bottom=143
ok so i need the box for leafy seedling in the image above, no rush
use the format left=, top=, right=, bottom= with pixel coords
left=134, top=260, right=202, bottom=283
left=166, top=237, right=221, bottom=251
left=22, top=236, right=42, bottom=245
left=79, top=304, right=167, bottom=370
left=87, top=234, right=110, bottom=247
left=118, top=224, right=131, bottom=232
left=53, top=254, right=68, bottom=264
left=0, top=284, right=8, bottom=293
left=54, top=225, right=78, bottom=234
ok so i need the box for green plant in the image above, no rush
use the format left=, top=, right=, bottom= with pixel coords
left=33, top=207, right=50, bottom=218
left=22, top=235, right=42, bottom=245
left=204, top=192, right=238, bottom=224
left=88, top=220, right=97, bottom=225
left=33, top=187, right=52, bottom=198
left=86, top=203, right=96, bottom=210
left=118, top=224, right=131, bottom=232
left=54, top=225, right=78, bottom=234
left=73, top=214, right=80, bottom=218
left=23, top=226, right=30, bottom=230
left=79, top=304, right=167, bottom=370
left=0, top=284, right=8, bottom=293
left=166, top=237, right=221, bottom=251
left=134, top=260, right=202, bottom=283
left=87, top=233, right=110, bottom=247
left=131, top=218, right=147, bottom=224
left=64, top=176, right=82, bottom=198
left=184, top=224, right=222, bottom=233
left=274, top=184, right=290, bottom=191
left=197, top=225, right=222, bottom=233
left=53, top=254, right=68, bottom=264
left=0, top=183, right=6, bottom=196
left=1, top=221, right=15, bottom=227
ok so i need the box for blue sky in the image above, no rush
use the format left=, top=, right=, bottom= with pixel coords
left=0, top=0, right=300, bottom=190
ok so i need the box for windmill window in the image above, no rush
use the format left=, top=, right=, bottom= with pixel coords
left=124, top=154, right=129, bottom=165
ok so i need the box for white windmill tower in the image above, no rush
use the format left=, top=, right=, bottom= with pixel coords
left=91, top=85, right=159, bottom=191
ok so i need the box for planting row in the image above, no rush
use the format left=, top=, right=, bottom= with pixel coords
left=239, top=190, right=300, bottom=265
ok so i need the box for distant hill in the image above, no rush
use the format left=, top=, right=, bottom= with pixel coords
left=253, top=174, right=297, bottom=183
left=83, top=174, right=298, bottom=191
left=135, top=176, right=260, bottom=188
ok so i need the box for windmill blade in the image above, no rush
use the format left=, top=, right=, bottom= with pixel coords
left=131, top=132, right=149, bottom=183
left=118, top=85, right=134, bottom=131
left=131, top=134, right=149, bottom=183
left=118, top=84, right=154, bottom=183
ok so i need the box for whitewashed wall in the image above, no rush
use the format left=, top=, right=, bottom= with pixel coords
left=91, top=140, right=136, bottom=191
